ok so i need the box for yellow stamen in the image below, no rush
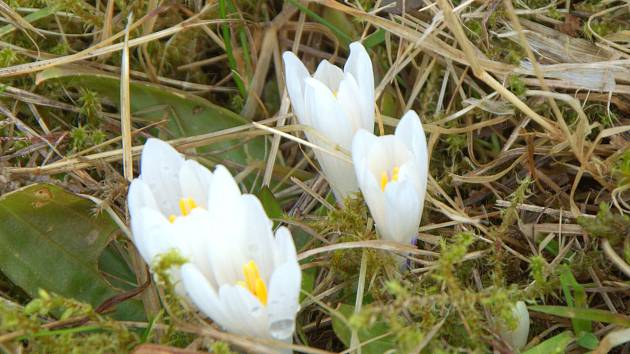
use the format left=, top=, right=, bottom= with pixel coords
left=240, top=260, right=268, bottom=305
left=391, top=166, right=400, bottom=182
left=178, top=197, right=197, bottom=216
left=380, top=171, right=388, bottom=191
left=168, top=214, right=176, bottom=223
left=380, top=166, right=401, bottom=191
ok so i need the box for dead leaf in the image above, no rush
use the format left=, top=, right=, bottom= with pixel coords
left=557, top=14, right=581, bottom=37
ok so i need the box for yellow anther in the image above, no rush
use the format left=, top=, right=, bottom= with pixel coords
left=380, top=171, right=388, bottom=191
left=168, top=214, right=176, bottom=223
left=240, top=260, right=268, bottom=305
left=178, top=197, right=197, bottom=216
left=254, top=278, right=268, bottom=305
left=380, top=166, right=401, bottom=191
left=391, top=166, right=400, bottom=182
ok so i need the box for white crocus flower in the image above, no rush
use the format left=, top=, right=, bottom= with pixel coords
left=352, top=111, right=428, bottom=245
left=127, top=138, right=215, bottom=275
left=283, top=42, right=374, bottom=203
left=499, top=301, right=530, bottom=351
left=180, top=166, right=302, bottom=345
left=128, top=139, right=302, bottom=345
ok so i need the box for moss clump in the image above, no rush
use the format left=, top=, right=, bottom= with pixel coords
left=325, top=196, right=396, bottom=280
left=78, top=88, right=102, bottom=125
left=1, top=290, right=139, bottom=354
left=578, top=203, right=630, bottom=246
left=211, top=341, right=237, bottom=354
left=349, top=232, right=523, bottom=352
left=613, top=149, right=630, bottom=187
left=508, top=75, right=527, bottom=96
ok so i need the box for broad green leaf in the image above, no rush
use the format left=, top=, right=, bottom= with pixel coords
left=522, top=331, right=573, bottom=354
left=35, top=67, right=266, bottom=169
left=529, top=306, right=630, bottom=327
left=332, top=304, right=395, bottom=354
left=0, top=184, right=144, bottom=320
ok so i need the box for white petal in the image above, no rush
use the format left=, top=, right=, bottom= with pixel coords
left=135, top=208, right=176, bottom=264
left=344, top=42, right=374, bottom=130
left=335, top=73, right=364, bottom=132
left=179, top=160, right=213, bottom=209
left=282, top=51, right=310, bottom=123
left=315, top=150, right=359, bottom=202
left=171, top=209, right=215, bottom=283
left=382, top=180, right=421, bottom=244
left=207, top=165, right=242, bottom=221
left=267, top=261, right=301, bottom=340
left=180, top=263, right=232, bottom=329
left=304, top=78, right=359, bottom=201
left=351, top=129, right=378, bottom=174
left=128, top=179, right=158, bottom=216
left=206, top=195, right=248, bottom=286
left=395, top=111, right=427, bottom=164
left=219, top=285, right=270, bottom=338
left=128, top=179, right=158, bottom=240
left=139, top=138, right=184, bottom=216
left=207, top=213, right=246, bottom=286
left=273, top=227, right=298, bottom=267
left=363, top=135, right=395, bottom=179
left=313, top=59, right=344, bottom=92
left=500, top=301, right=530, bottom=350
left=304, top=78, right=354, bottom=148
left=240, top=194, right=275, bottom=280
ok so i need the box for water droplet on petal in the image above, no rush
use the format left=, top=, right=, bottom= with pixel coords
left=269, top=319, right=295, bottom=340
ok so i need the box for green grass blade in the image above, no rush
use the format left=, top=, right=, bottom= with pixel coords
left=529, top=306, right=630, bottom=327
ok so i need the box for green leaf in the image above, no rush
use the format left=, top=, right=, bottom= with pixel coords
left=558, top=265, right=591, bottom=341
left=285, top=0, right=353, bottom=44
left=363, top=29, right=386, bottom=49
left=256, top=186, right=282, bottom=228
left=300, top=268, right=315, bottom=303
left=0, top=6, right=58, bottom=37
left=529, top=306, right=630, bottom=327
left=332, top=304, right=395, bottom=354
left=322, top=7, right=359, bottom=44
left=0, top=184, right=144, bottom=320
left=36, top=68, right=266, bottom=169
left=522, top=331, right=573, bottom=354
left=576, top=332, right=599, bottom=350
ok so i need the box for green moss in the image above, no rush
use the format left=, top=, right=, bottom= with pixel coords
left=45, top=0, right=102, bottom=26
left=507, top=75, right=527, bottom=96
left=325, top=196, right=396, bottom=280
left=1, top=290, right=139, bottom=354
left=78, top=88, right=102, bottom=126
left=529, top=255, right=551, bottom=295
left=465, top=19, right=483, bottom=40
left=70, top=126, right=89, bottom=151
left=211, top=341, right=237, bottom=354
left=548, top=7, right=562, bottom=20
left=578, top=203, right=630, bottom=245
left=0, top=48, right=19, bottom=67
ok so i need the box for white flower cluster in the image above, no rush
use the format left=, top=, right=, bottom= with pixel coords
left=128, top=139, right=301, bottom=345
left=127, top=41, right=529, bottom=352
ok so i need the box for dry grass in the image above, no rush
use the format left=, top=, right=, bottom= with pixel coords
left=1, top=0, right=629, bottom=353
